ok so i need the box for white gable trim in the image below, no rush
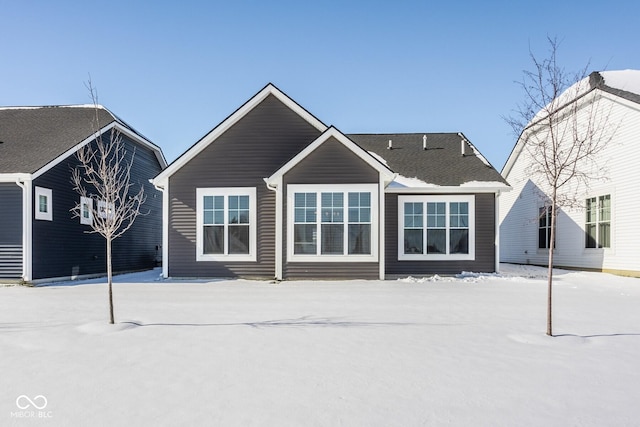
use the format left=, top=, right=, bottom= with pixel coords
left=152, top=84, right=327, bottom=187
left=32, top=122, right=166, bottom=180
left=265, top=127, right=395, bottom=186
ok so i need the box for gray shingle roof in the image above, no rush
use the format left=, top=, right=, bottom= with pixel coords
left=347, top=133, right=508, bottom=186
left=0, top=106, right=117, bottom=174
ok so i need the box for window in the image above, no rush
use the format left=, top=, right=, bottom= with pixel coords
left=398, top=195, right=475, bottom=260
left=586, top=194, right=611, bottom=248
left=288, top=184, right=378, bottom=262
left=196, top=188, right=256, bottom=261
left=34, top=187, right=52, bottom=221
left=80, top=196, right=93, bottom=225
left=97, top=200, right=115, bottom=220
left=538, top=206, right=554, bottom=249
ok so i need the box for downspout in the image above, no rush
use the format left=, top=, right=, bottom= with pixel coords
left=15, top=178, right=32, bottom=282
left=151, top=180, right=169, bottom=278
left=495, top=190, right=501, bottom=273
left=264, top=178, right=282, bottom=280
left=379, top=173, right=398, bottom=280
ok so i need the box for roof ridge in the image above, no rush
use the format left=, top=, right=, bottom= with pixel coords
left=0, top=104, right=108, bottom=111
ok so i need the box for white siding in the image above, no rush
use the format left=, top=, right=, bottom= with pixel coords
left=499, top=92, right=640, bottom=274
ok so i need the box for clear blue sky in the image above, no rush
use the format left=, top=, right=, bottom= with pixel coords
left=2, top=0, right=639, bottom=170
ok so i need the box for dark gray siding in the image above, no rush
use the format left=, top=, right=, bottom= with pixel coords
left=385, top=193, right=496, bottom=276
left=0, top=183, right=23, bottom=278
left=168, top=94, right=322, bottom=278
left=32, top=132, right=163, bottom=280
left=283, top=137, right=380, bottom=279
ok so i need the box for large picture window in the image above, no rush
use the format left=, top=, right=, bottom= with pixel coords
left=196, top=188, right=256, bottom=261
left=288, top=184, right=378, bottom=262
left=398, top=195, right=475, bottom=261
left=585, top=194, right=611, bottom=248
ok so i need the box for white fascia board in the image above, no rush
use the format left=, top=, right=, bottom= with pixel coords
left=386, top=185, right=511, bottom=194
left=0, top=173, right=31, bottom=182
left=114, top=124, right=168, bottom=168
left=32, top=122, right=166, bottom=180
left=266, top=127, right=395, bottom=186
left=31, top=122, right=116, bottom=179
left=153, top=84, right=328, bottom=185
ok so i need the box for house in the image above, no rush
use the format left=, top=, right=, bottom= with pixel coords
left=499, top=70, right=640, bottom=277
left=0, top=105, right=167, bottom=283
left=151, top=84, right=509, bottom=280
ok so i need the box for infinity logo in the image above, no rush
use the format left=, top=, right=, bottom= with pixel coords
left=16, top=395, right=48, bottom=410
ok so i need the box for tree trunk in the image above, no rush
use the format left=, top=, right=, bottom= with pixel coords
left=547, top=195, right=557, bottom=336
left=107, top=237, right=114, bottom=324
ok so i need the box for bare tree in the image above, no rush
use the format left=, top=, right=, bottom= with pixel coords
left=71, top=81, right=146, bottom=324
left=505, top=37, right=616, bottom=336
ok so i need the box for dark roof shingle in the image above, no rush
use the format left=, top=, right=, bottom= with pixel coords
left=0, top=106, right=116, bottom=174
left=347, top=133, right=508, bottom=186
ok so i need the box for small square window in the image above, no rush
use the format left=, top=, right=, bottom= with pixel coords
left=34, top=187, right=53, bottom=221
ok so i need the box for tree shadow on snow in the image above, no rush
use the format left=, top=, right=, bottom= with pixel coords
left=121, top=315, right=434, bottom=329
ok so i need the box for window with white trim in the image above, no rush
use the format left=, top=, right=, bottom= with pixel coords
left=97, top=200, right=115, bottom=220
left=538, top=205, right=554, bottom=249
left=398, top=195, right=475, bottom=260
left=34, top=187, right=53, bottom=221
left=196, top=188, right=256, bottom=261
left=288, top=184, right=378, bottom=262
left=80, top=196, right=93, bottom=225
left=585, top=194, right=610, bottom=248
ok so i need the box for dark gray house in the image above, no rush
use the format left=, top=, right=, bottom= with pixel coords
left=0, top=105, right=166, bottom=283
left=152, top=84, right=509, bottom=280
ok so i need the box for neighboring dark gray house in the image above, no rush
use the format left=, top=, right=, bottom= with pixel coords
left=0, top=105, right=166, bottom=283
left=152, top=84, right=509, bottom=280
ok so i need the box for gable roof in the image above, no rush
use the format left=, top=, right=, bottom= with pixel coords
left=0, top=105, right=165, bottom=175
left=265, top=127, right=395, bottom=186
left=349, top=133, right=508, bottom=189
left=152, top=83, right=327, bottom=185
left=501, top=69, right=640, bottom=178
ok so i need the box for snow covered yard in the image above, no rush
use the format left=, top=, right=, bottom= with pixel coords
left=1, top=265, right=639, bottom=427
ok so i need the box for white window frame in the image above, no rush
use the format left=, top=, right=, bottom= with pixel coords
left=287, top=183, right=378, bottom=263
left=80, top=196, right=93, bottom=225
left=585, top=193, right=612, bottom=249
left=34, top=186, right=53, bottom=221
left=398, top=195, right=475, bottom=261
left=196, top=187, right=257, bottom=262
left=97, top=200, right=115, bottom=220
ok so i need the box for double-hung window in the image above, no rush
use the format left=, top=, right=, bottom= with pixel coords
left=34, top=187, right=53, bottom=221
left=196, top=188, right=256, bottom=261
left=538, top=206, right=554, bottom=249
left=80, top=196, right=93, bottom=225
left=398, top=195, right=474, bottom=260
left=289, top=184, right=377, bottom=262
left=585, top=194, right=611, bottom=248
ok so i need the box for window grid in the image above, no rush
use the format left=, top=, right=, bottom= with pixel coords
left=586, top=195, right=611, bottom=248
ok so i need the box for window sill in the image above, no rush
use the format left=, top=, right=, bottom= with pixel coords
left=288, top=254, right=378, bottom=263
left=398, top=254, right=475, bottom=261
left=197, top=254, right=256, bottom=262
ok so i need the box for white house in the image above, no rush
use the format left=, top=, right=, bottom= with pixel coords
left=499, top=70, right=640, bottom=277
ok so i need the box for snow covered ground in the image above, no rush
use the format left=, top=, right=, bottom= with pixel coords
left=1, top=264, right=639, bottom=426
